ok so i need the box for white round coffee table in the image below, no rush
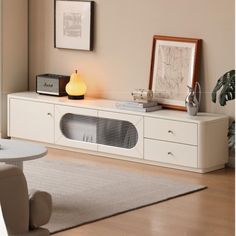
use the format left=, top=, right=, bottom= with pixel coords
left=0, top=139, right=47, bottom=169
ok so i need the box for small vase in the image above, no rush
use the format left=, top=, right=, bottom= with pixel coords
left=185, top=82, right=201, bottom=116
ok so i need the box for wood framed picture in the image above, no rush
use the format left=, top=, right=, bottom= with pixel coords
left=149, top=35, right=201, bottom=110
left=54, top=0, right=94, bottom=51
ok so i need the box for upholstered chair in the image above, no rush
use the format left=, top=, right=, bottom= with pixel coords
left=0, top=164, right=52, bottom=236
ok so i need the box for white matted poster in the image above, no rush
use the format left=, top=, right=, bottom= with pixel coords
left=55, top=0, right=94, bottom=51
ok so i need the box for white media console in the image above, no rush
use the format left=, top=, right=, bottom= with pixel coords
left=7, top=92, right=229, bottom=173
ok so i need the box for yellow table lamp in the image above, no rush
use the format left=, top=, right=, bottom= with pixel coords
left=66, top=70, right=87, bottom=99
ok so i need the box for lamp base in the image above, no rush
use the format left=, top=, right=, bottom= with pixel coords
left=68, top=95, right=84, bottom=100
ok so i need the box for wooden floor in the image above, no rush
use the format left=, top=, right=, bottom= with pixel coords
left=47, top=148, right=235, bottom=236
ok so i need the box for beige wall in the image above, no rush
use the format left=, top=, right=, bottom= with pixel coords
left=29, top=0, right=235, bottom=118
left=0, top=0, right=28, bottom=137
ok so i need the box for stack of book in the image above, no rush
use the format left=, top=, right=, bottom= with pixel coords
left=115, top=101, right=162, bottom=112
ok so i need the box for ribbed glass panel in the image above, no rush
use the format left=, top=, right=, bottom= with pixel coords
left=60, top=114, right=98, bottom=143
left=97, top=118, right=138, bottom=149
left=60, top=114, right=138, bottom=149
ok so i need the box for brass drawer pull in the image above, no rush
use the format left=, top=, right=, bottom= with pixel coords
left=168, top=152, right=174, bottom=156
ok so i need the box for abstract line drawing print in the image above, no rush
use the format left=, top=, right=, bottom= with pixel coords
left=63, top=12, right=82, bottom=38
left=155, top=45, right=192, bottom=101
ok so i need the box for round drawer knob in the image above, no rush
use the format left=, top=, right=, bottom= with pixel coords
left=168, top=130, right=174, bottom=134
left=168, top=152, right=174, bottom=156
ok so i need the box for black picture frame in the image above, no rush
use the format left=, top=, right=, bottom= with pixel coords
left=54, top=0, right=94, bottom=51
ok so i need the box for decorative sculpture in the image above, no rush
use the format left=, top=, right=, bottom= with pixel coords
left=185, top=82, right=201, bottom=116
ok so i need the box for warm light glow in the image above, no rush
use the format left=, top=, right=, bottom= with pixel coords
left=0, top=205, right=8, bottom=236
left=66, top=70, right=87, bottom=99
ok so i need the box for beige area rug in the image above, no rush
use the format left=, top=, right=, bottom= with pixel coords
left=24, top=159, right=206, bottom=234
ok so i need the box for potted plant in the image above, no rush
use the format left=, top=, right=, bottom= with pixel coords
left=212, top=69, right=235, bottom=167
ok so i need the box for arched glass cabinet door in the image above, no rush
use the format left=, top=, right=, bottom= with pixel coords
left=55, top=105, right=98, bottom=151
left=60, top=115, right=139, bottom=149
left=60, top=113, right=98, bottom=143
left=97, top=117, right=138, bottom=149
left=55, top=105, right=143, bottom=158
left=97, top=111, right=143, bottom=159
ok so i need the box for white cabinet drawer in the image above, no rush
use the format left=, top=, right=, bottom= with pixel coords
left=144, top=117, right=198, bottom=145
left=144, top=139, right=197, bottom=168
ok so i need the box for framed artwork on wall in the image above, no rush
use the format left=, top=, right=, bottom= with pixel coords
left=149, top=35, right=201, bottom=110
left=54, top=0, right=94, bottom=51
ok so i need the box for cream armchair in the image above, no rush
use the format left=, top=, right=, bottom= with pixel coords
left=0, top=165, right=52, bottom=236
left=0, top=204, right=8, bottom=236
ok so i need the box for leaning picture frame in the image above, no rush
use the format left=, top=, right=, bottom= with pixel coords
left=149, top=35, right=201, bottom=110
left=54, top=0, right=94, bottom=51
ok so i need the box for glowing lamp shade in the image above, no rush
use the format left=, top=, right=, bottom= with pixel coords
left=66, top=70, right=87, bottom=100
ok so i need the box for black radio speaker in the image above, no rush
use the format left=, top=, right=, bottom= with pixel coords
left=36, top=74, right=70, bottom=96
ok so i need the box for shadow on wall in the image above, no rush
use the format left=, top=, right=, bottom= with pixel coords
left=199, top=41, right=206, bottom=112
